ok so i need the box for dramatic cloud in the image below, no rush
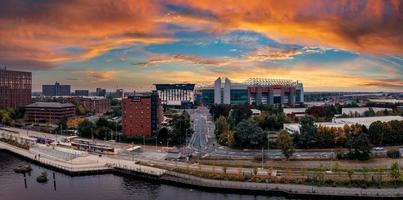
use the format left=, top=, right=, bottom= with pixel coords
left=0, top=0, right=401, bottom=91
left=133, top=54, right=230, bottom=66
left=168, top=0, right=403, bottom=54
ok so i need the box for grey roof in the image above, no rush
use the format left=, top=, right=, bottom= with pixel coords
left=26, top=102, right=75, bottom=108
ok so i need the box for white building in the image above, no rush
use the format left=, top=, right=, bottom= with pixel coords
left=214, top=77, right=222, bottom=104
left=284, top=116, right=403, bottom=134
left=283, top=107, right=307, bottom=117
left=341, top=107, right=392, bottom=116
left=369, top=99, right=403, bottom=104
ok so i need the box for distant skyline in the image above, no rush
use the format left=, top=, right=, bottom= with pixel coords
left=1, top=0, right=402, bottom=92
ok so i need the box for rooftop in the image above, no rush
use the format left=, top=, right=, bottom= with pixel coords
left=26, top=102, right=75, bottom=108
left=245, top=78, right=299, bottom=87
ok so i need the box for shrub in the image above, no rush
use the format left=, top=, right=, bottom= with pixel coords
left=387, top=149, right=401, bottom=159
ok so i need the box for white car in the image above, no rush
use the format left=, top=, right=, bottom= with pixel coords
left=374, top=147, right=384, bottom=151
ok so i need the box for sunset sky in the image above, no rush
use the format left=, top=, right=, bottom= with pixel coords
left=1, top=0, right=402, bottom=92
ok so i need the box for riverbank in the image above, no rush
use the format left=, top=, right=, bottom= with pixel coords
left=1, top=141, right=402, bottom=199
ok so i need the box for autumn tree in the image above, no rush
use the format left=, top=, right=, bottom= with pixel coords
left=277, top=130, right=295, bottom=159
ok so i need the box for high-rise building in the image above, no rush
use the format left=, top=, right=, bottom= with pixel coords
left=96, top=88, right=106, bottom=97
left=154, top=84, right=195, bottom=107
left=122, top=91, right=163, bottom=137
left=74, top=90, right=89, bottom=96
left=0, top=68, right=32, bottom=109
left=42, top=82, right=71, bottom=96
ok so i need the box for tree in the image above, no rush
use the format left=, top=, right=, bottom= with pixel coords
left=158, top=127, right=170, bottom=144
left=77, top=119, right=95, bottom=138
left=346, top=129, right=371, bottom=161
left=306, top=106, right=326, bottom=118
left=76, top=105, right=87, bottom=115
left=67, top=117, right=83, bottom=129
left=209, top=104, right=232, bottom=120
left=55, top=118, right=67, bottom=134
left=96, top=118, right=111, bottom=139
left=227, top=106, right=252, bottom=129
left=390, top=162, right=401, bottom=187
left=214, top=116, right=231, bottom=145
left=1, top=111, right=11, bottom=125
left=315, top=126, right=336, bottom=148
left=170, top=111, right=192, bottom=145
left=295, top=116, right=317, bottom=148
left=277, top=130, right=295, bottom=159
left=233, top=119, right=265, bottom=147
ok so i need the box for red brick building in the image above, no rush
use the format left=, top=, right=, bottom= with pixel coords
left=68, top=97, right=111, bottom=115
left=0, top=68, right=32, bottom=109
left=25, top=102, right=76, bottom=123
left=122, top=92, right=162, bottom=137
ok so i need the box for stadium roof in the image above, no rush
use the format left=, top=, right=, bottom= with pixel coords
left=244, top=78, right=299, bottom=87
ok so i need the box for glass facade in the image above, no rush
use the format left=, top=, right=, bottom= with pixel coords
left=201, top=89, right=214, bottom=105
left=230, top=89, right=248, bottom=105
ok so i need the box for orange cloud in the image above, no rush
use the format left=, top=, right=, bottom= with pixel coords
left=170, top=0, right=403, bottom=54
left=0, top=0, right=171, bottom=69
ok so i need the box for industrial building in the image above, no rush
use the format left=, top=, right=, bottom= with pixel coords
left=0, top=68, right=32, bottom=109
left=42, top=82, right=71, bottom=96
left=201, top=77, right=303, bottom=106
left=341, top=107, right=392, bottom=116
left=154, top=83, right=195, bottom=107
left=25, top=102, right=76, bottom=123
left=284, top=116, right=403, bottom=134
left=122, top=91, right=163, bottom=137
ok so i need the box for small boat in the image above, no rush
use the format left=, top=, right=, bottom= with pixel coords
left=36, top=172, right=48, bottom=183
left=13, top=165, right=32, bottom=173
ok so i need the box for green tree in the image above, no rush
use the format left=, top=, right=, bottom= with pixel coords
left=1, top=111, right=11, bottom=125
left=295, top=116, right=317, bottom=148
left=55, top=118, right=67, bottom=134
left=77, top=119, right=95, bottom=138
left=390, top=162, right=401, bottom=187
left=215, top=116, right=230, bottom=144
left=233, top=119, right=265, bottom=147
left=277, top=130, right=295, bottom=159
left=346, top=130, right=371, bottom=161
left=158, top=127, right=170, bottom=144
left=170, top=111, right=192, bottom=145
left=368, top=121, right=384, bottom=146
left=95, top=117, right=111, bottom=139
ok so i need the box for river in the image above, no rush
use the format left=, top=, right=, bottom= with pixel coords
left=0, top=151, right=308, bottom=200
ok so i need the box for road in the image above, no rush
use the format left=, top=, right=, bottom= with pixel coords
left=187, top=107, right=335, bottom=159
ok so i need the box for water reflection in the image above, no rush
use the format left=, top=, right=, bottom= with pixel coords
left=0, top=151, right=294, bottom=200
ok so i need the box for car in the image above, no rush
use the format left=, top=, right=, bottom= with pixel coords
left=374, top=147, right=384, bottom=151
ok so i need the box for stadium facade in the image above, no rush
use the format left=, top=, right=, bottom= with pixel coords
left=201, top=77, right=303, bottom=106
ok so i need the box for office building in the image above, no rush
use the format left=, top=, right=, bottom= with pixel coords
left=25, top=102, right=76, bottom=123
left=96, top=88, right=106, bottom=97
left=122, top=91, right=163, bottom=137
left=154, top=84, right=195, bottom=107
left=0, top=68, right=32, bottom=109
left=42, top=82, right=71, bottom=96
left=201, top=77, right=249, bottom=105
left=111, top=89, right=124, bottom=99
left=74, top=90, right=89, bottom=96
